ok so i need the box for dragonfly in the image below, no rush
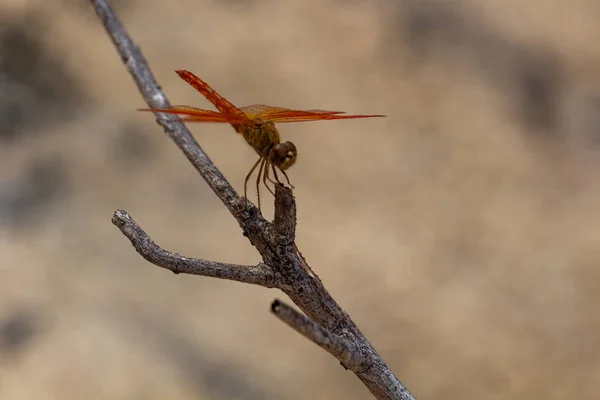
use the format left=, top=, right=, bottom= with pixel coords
left=140, top=70, right=385, bottom=210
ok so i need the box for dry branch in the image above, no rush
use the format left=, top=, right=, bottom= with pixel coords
left=112, top=210, right=276, bottom=287
left=271, top=299, right=359, bottom=367
left=90, top=1, right=417, bottom=399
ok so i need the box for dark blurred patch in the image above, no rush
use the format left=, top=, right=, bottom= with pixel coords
left=403, top=1, right=464, bottom=59
left=0, top=310, right=39, bottom=355
left=0, top=156, right=69, bottom=228
left=150, top=325, right=278, bottom=400
left=110, top=124, right=156, bottom=166
left=514, top=51, right=563, bottom=133
left=0, top=15, right=87, bottom=141
left=120, top=310, right=282, bottom=400
left=392, top=1, right=565, bottom=136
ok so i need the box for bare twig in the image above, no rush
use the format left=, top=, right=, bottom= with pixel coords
left=90, top=1, right=417, bottom=399
left=271, top=299, right=359, bottom=367
left=112, top=210, right=276, bottom=287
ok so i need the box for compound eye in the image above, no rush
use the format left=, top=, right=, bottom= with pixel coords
left=276, top=145, right=289, bottom=159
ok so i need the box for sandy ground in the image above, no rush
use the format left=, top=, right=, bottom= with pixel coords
left=1, top=0, right=600, bottom=399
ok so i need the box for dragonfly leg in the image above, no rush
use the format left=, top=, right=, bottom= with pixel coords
left=272, top=164, right=283, bottom=185
left=244, top=157, right=263, bottom=210
left=272, top=165, right=294, bottom=191
left=255, top=158, right=267, bottom=211
left=280, top=168, right=295, bottom=190
left=263, top=161, right=276, bottom=196
left=266, top=165, right=277, bottom=185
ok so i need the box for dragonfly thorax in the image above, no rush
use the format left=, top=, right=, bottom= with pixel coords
left=239, top=121, right=277, bottom=154
left=239, top=121, right=297, bottom=170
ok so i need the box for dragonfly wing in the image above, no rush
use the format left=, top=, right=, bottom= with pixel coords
left=272, top=112, right=387, bottom=122
left=176, top=70, right=250, bottom=127
left=139, top=106, right=248, bottom=123
left=241, top=104, right=347, bottom=119
left=240, top=104, right=385, bottom=122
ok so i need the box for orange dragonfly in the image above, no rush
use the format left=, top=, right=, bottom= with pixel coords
left=141, top=70, right=385, bottom=210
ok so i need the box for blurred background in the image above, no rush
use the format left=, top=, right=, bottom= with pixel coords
left=1, top=0, right=600, bottom=399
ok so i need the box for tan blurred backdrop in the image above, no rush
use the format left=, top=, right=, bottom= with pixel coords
left=1, top=0, right=600, bottom=399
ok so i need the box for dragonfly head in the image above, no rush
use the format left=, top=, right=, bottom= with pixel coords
left=270, top=141, right=297, bottom=171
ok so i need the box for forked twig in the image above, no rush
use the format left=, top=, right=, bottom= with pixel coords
left=90, top=1, right=416, bottom=399
left=271, top=299, right=359, bottom=367
left=112, top=210, right=276, bottom=287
